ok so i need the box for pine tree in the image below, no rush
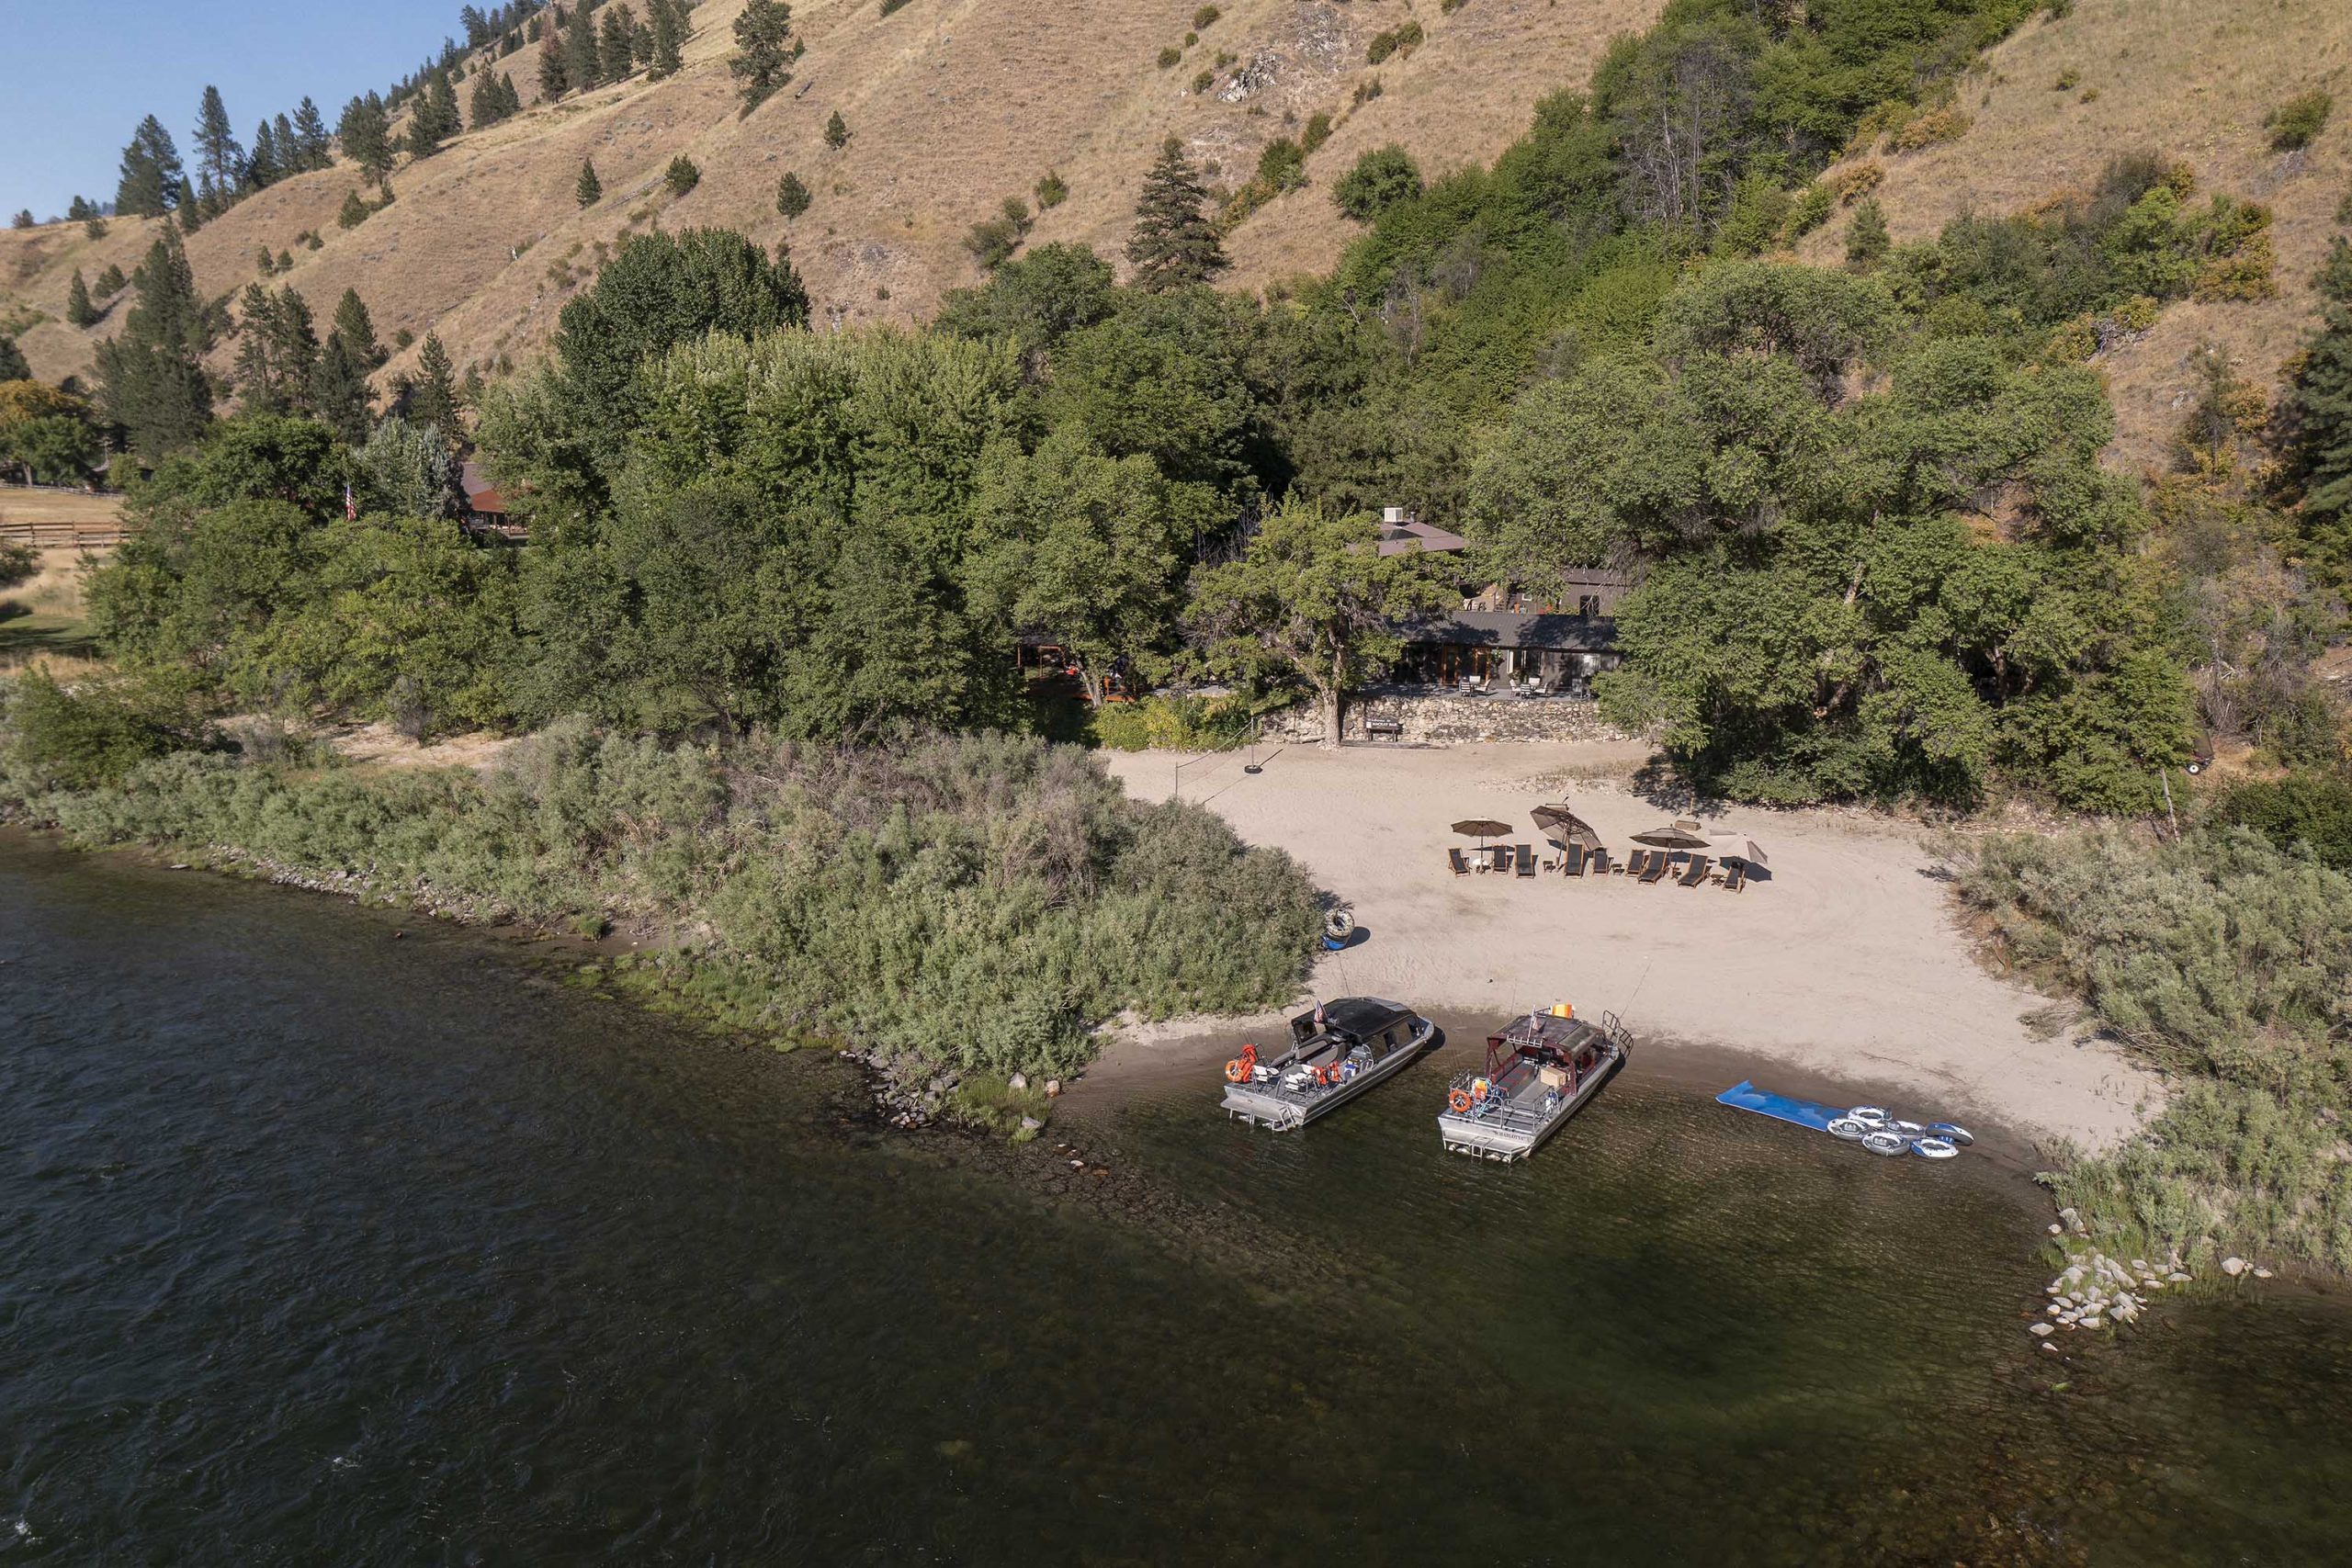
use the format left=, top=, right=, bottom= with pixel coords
left=566, top=3, right=604, bottom=93
left=539, top=20, right=571, bottom=97
left=332, top=288, right=388, bottom=369
left=115, top=115, right=186, bottom=218
left=461, top=5, right=492, bottom=48
left=576, top=157, right=604, bottom=206
left=270, top=285, right=321, bottom=410
left=338, top=188, right=372, bottom=230
left=248, top=121, right=280, bottom=188
left=1125, top=137, right=1226, bottom=291
left=410, top=332, right=461, bottom=434
left=65, top=270, right=98, bottom=328
left=66, top=196, right=95, bottom=221
left=275, top=112, right=299, bottom=169
left=94, top=229, right=215, bottom=461
left=0, top=335, right=29, bottom=382
left=599, top=6, right=635, bottom=81
left=407, top=72, right=462, bottom=158
left=193, top=85, right=244, bottom=197
left=649, top=0, right=685, bottom=78
left=310, top=331, right=376, bottom=446
left=664, top=154, right=699, bottom=195
left=339, top=94, right=394, bottom=185
left=823, top=108, right=848, bottom=149
left=9, top=210, right=31, bottom=231
left=731, top=0, right=795, bottom=116
left=469, top=68, right=513, bottom=129
left=234, top=283, right=286, bottom=412
left=2289, top=237, right=2352, bottom=577
left=293, top=98, right=333, bottom=170
left=1845, top=198, right=1890, bottom=271
left=775, top=170, right=810, bottom=217
left=95, top=263, right=127, bottom=298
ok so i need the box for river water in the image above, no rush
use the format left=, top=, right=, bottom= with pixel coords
left=4, top=836, right=2349, bottom=1565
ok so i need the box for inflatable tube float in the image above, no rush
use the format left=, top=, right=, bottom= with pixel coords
left=1826, top=1116, right=1869, bottom=1141
left=1911, top=1136, right=1959, bottom=1160
left=1860, top=1129, right=1911, bottom=1156
left=1927, top=1122, right=1974, bottom=1145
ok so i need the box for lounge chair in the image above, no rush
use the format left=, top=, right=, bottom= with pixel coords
left=1561, top=846, right=1586, bottom=878
left=1589, top=848, right=1612, bottom=876
left=1450, top=847, right=1470, bottom=876
left=1490, top=845, right=1513, bottom=874
left=1639, top=852, right=1669, bottom=885
left=1679, top=854, right=1711, bottom=887
left=1622, top=850, right=1648, bottom=880
left=1723, top=861, right=1747, bottom=892
left=1516, top=844, right=1537, bottom=878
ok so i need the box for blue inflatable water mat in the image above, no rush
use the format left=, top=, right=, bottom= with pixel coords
left=1714, top=1078, right=1842, bottom=1133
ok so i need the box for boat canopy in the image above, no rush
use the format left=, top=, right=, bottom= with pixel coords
left=1292, top=997, right=1415, bottom=1044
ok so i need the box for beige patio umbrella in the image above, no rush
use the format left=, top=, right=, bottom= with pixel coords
left=1705, top=832, right=1768, bottom=868
left=1530, top=804, right=1602, bottom=854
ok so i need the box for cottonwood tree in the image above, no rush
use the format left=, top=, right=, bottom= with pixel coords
left=730, top=0, right=795, bottom=114
left=1188, top=497, right=1449, bottom=746
left=1125, top=138, right=1226, bottom=291
left=965, top=426, right=1221, bottom=706
left=96, top=230, right=216, bottom=461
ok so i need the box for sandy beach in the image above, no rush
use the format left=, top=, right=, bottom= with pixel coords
left=1102, top=740, right=2153, bottom=1150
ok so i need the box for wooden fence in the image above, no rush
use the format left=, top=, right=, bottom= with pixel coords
left=0, top=485, right=132, bottom=549
left=0, top=519, right=130, bottom=549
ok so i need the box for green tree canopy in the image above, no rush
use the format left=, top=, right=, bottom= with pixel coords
left=1188, top=498, right=1449, bottom=746
left=730, top=0, right=794, bottom=114
left=1125, top=138, right=1226, bottom=292
left=95, top=230, right=216, bottom=463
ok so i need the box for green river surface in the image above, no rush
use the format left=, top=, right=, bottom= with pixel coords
left=3, top=833, right=2348, bottom=1564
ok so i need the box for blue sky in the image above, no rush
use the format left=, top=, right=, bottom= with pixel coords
left=0, top=0, right=467, bottom=220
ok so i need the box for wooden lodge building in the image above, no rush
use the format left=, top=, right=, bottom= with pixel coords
left=1374, top=506, right=1628, bottom=694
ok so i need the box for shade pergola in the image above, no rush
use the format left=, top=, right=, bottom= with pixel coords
left=1531, top=804, right=1602, bottom=854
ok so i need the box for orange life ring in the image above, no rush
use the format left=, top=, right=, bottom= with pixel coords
left=1225, top=1057, right=1248, bottom=1083
left=1448, top=1087, right=1474, bottom=1113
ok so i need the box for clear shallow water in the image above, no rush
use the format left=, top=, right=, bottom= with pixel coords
left=3, top=838, right=2349, bottom=1565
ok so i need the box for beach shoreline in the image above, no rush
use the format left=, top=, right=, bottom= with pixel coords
left=1097, top=740, right=2154, bottom=1153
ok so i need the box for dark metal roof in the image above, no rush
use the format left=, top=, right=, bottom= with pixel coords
left=1399, top=610, right=1619, bottom=652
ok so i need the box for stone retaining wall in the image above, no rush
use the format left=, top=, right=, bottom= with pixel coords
left=1259, top=692, right=1634, bottom=746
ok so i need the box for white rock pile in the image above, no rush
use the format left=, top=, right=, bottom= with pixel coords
left=2032, top=1208, right=2270, bottom=1349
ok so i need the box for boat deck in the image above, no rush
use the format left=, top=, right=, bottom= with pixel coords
left=1437, top=1011, right=1629, bottom=1161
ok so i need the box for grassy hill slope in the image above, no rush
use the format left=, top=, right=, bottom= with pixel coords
left=1792, top=0, right=2351, bottom=468
left=1, top=0, right=1658, bottom=396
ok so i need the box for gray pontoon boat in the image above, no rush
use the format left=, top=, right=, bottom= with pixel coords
left=1219, top=998, right=1436, bottom=1131
left=1437, top=1006, right=1631, bottom=1161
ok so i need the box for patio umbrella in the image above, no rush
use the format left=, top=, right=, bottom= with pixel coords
left=1530, top=804, right=1602, bottom=853
left=1705, top=832, right=1768, bottom=868
left=1451, top=818, right=1515, bottom=846
left=1630, top=823, right=1712, bottom=852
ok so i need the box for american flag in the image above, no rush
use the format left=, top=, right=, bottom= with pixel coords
left=344, top=482, right=356, bottom=522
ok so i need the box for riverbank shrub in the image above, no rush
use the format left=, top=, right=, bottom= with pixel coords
left=1090, top=693, right=1252, bottom=751
left=1948, top=826, right=2352, bottom=1269
left=0, top=721, right=1322, bottom=1077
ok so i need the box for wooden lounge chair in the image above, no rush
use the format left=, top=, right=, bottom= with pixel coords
left=1623, top=850, right=1649, bottom=880
left=1591, top=849, right=1613, bottom=876
left=1723, top=861, right=1747, bottom=892
left=1679, top=854, right=1711, bottom=887
left=1516, top=844, right=1537, bottom=878
left=1561, top=846, right=1586, bottom=878
left=1490, top=845, right=1513, bottom=874
left=1450, top=847, right=1470, bottom=876
left=1639, top=852, right=1669, bottom=885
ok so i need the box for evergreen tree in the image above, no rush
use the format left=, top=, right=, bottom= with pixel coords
left=599, top=5, right=636, bottom=81
left=333, top=288, right=388, bottom=369
left=248, top=121, right=280, bottom=188
left=66, top=196, right=95, bottom=221
left=470, top=69, right=505, bottom=128
left=664, top=154, right=699, bottom=195
left=96, top=263, right=128, bottom=298
left=1125, top=137, right=1226, bottom=292
left=275, top=112, right=299, bottom=169
left=310, top=331, right=376, bottom=446
left=94, top=229, right=215, bottom=461
left=407, top=72, right=462, bottom=158
left=338, top=188, right=372, bottom=229
left=576, top=157, right=604, bottom=206
left=730, top=0, right=794, bottom=115
left=565, top=3, right=603, bottom=92
left=1845, top=198, right=1890, bottom=271
left=115, top=116, right=186, bottom=217
left=410, top=332, right=462, bottom=434
left=178, top=190, right=205, bottom=233
left=339, top=94, right=394, bottom=184
left=234, top=283, right=287, bottom=412
left=293, top=97, right=333, bottom=170
left=775, top=170, right=810, bottom=217
left=461, top=5, right=492, bottom=48
left=65, top=270, right=98, bottom=328
left=822, top=108, right=848, bottom=149
left=649, top=0, right=685, bottom=78
left=2289, top=238, right=2352, bottom=578
left=193, top=85, right=244, bottom=197
left=0, top=336, right=28, bottom=382
left=9, top=210, right=31, bottom=231
left=538, top=20, right=571, bottom=97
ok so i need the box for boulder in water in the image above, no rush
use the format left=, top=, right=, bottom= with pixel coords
left=2222, top=1256, right=2248, bottom=1277
left=2030, top=1322, right=2054, bottom=1337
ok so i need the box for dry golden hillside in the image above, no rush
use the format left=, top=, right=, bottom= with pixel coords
left=1792, top=0, right=2352, bottom=470
left=1, top=0, right=1658, bottom=397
